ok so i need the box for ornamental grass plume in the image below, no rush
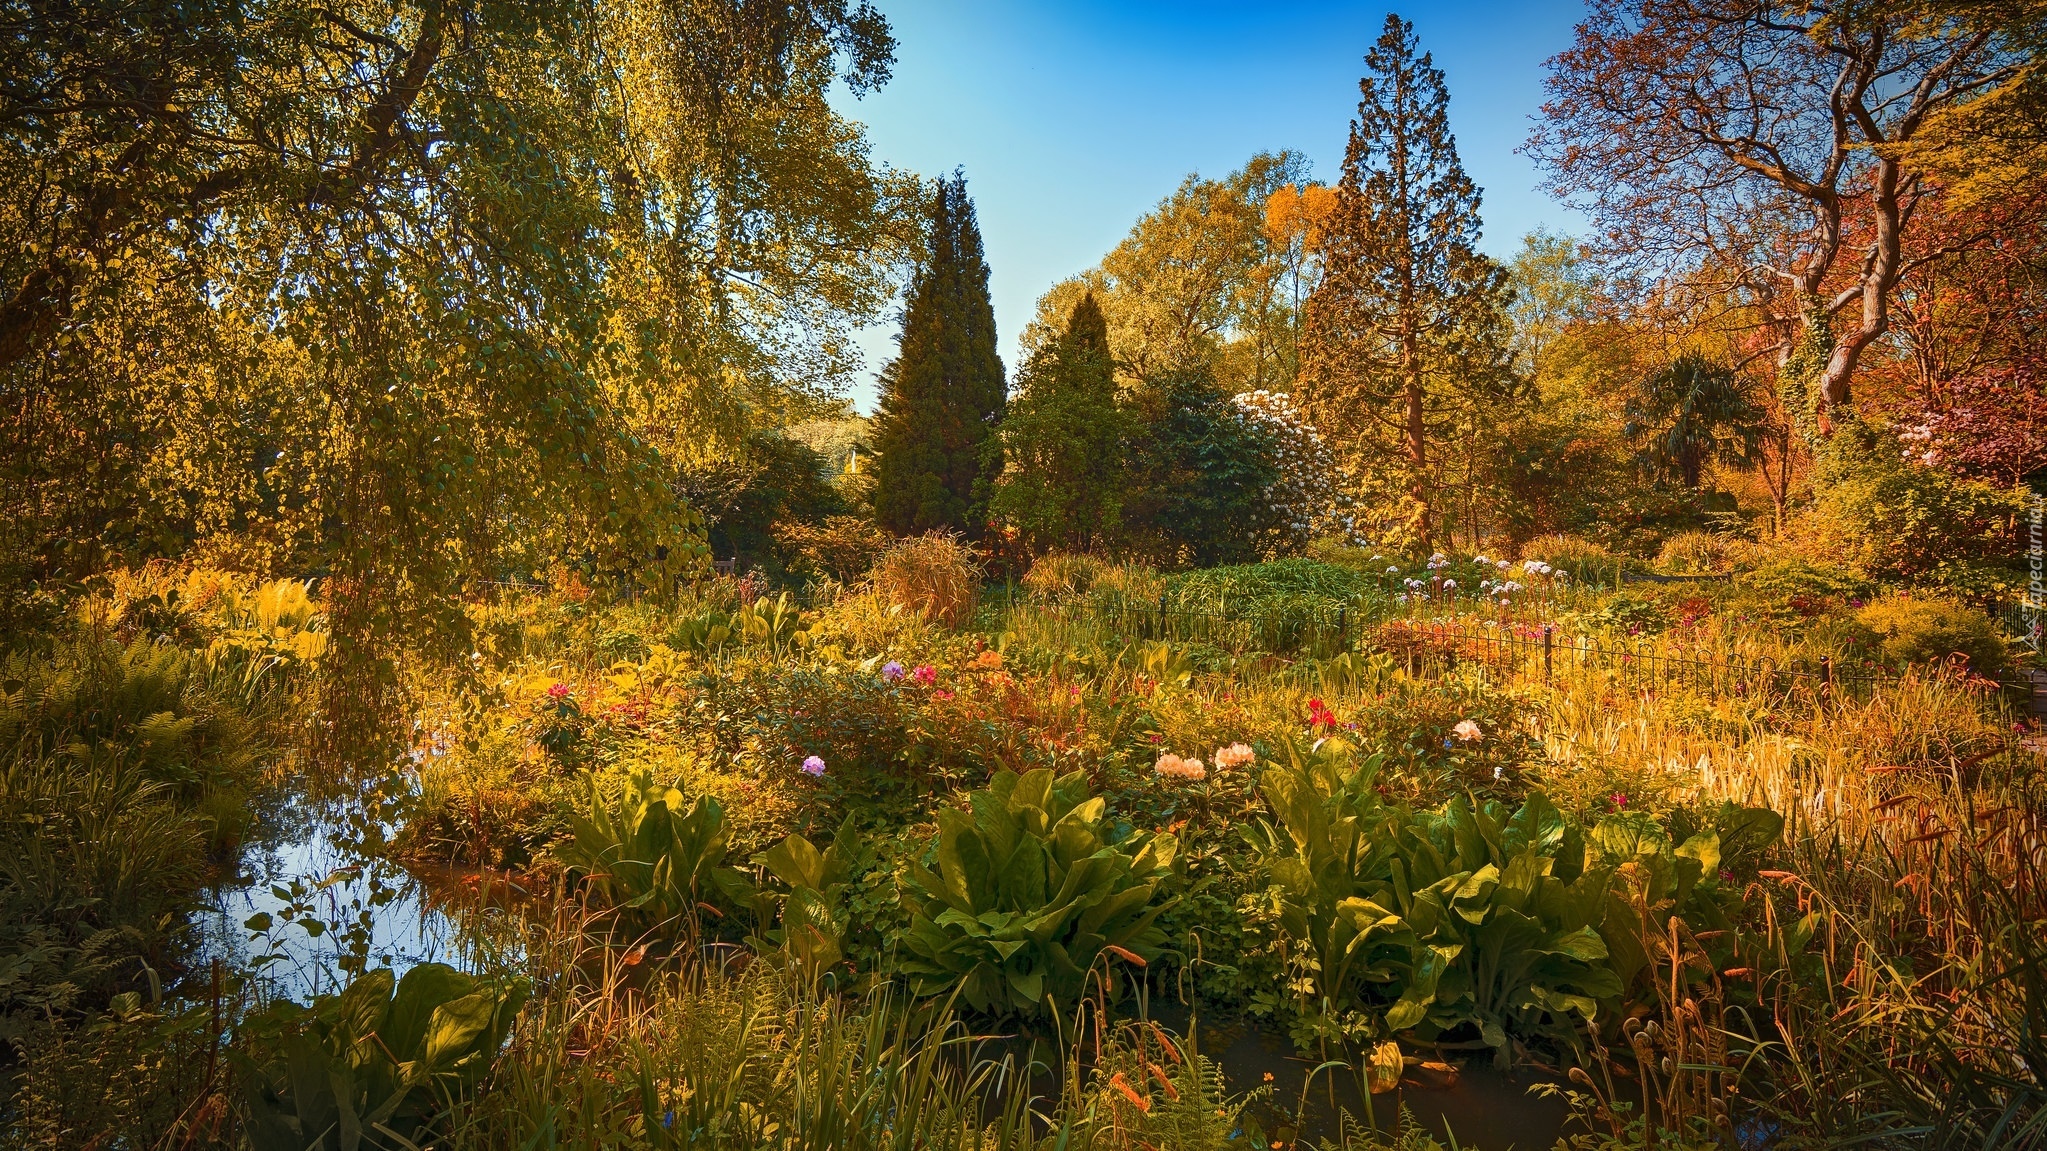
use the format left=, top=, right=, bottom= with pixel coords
left=1154, top=754, right=1207, bottom=782
left=1213, top=743, right=1255, bottom=769
left=868, top=531, right=981, bottom=629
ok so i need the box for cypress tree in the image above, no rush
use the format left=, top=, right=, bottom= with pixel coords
left=872, top=172, right=1007, bottom=539
left=991, top=291, right=1128, bottom=552
left=1299, top=14, right=1515, bottom=550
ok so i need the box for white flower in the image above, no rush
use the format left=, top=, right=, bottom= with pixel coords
left=1451, top=719, right=1483, bottom=742
left=1442, top=579, right=1457, bottom=590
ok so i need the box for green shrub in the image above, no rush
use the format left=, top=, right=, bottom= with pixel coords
left=1578, top=592, right=1670, bottom=636
left=1520, top=533, right=1621, bottom=583
left=1166, top=558, right=1372, bottom=616
left=895, top=768, right=1178, bottom=1017
left=1736, top=558, right=1874, bottom=620
left=237, top=964, right=527, bottom=1151
left=1809, top=421, right=2028, bottom=582
left=1855, top=595, right=2009, bottom=677
left=775, top=513, right=891, bottom=584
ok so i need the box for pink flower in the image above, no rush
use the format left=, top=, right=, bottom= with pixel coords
left=801, top=756, right=826, bottom=777
left=546, top=682, right=571, bottom=700
left=912, top=664, right=936, bottom=686
left=1451, top=719, right=1482, bottom=742
left=1154, top=754, right=1207, bottom=782
left=1214, top=743, right=1255, bottom=769
left=1609, top=791, right=1629, bottom=810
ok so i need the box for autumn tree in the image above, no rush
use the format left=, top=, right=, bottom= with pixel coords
left=1299, top=13, right=1516, bottom=549
left=1024, top=152, right=1316, bottom=393
left=1528, top=0, right=2023, bottom=438
left=0, top=0, right=908, bottom=751
left=871, top=172, right=1006, bottom=538
left=991, top=293, right=1128, bottom=552
left=1883, top=0, right=2047, bottom=209
left=1507, top=229, right=1598, bottom=390
left=1257, top=181, right=1340, bottom=391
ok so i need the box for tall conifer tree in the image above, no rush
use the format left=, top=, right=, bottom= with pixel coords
left=1300, top=14, right=1515, bottom=549
left=872, top=172, right=1006, bottom=538
left=991, top=292, right=1127, bottom=551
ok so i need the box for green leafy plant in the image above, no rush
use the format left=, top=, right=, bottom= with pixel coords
left=668, top=606, right=738, bottom=654
left=668, top=593, right=815, bottom=656
left=754, top=819, right=866, bottom=976
left=895, top=768, right=1179, bottom=1017
left=554, top=771, right=755, bottom=939
left=1245, top=742, right=1623, bottom=1063
left=238, top=964, right=528, bottom=1151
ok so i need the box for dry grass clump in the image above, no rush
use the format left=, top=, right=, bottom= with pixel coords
left=1086, top=559, right=1167, bottom=605
left=1521, top=533, right=1619, bottom=581
left=1655, top=530, right=1731, bottom=574
left=868, top=532, right=981, bottom=629
left=1021, top=551, right=1104, bottom=599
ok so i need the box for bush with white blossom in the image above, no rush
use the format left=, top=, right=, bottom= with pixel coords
left=1231, top=390, right=1369, bottom=552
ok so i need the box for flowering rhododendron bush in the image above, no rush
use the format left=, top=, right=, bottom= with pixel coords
left=1231, top=390, right=1372, bottom=551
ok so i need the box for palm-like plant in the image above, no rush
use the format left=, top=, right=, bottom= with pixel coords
left=1623, top=352, right=1768, bottom=489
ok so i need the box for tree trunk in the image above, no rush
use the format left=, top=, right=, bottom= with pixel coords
left=1403, top=321, right=1429, bottom=549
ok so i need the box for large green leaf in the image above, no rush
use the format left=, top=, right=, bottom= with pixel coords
left=898, top=770, right=1175, bottom=1018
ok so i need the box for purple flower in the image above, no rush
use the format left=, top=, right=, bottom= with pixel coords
left=881, top=661, right=904, bottom=682
left=801, top=755, right=826, bottom=777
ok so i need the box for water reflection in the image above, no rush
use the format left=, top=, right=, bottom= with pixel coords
left=197, top=815, right=514, bottom=1002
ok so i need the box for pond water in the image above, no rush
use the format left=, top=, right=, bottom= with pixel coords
left=196, top=814, right=511, bottom=1002
left=1148, top=1003, right=1572, bottom=1149
left=200, top=814, right=1570, bottom=1146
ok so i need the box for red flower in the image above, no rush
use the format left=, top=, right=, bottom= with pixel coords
left=1306, top=697, right=1337, bottom=730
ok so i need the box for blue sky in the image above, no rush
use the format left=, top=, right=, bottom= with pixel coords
left=835, top=0, right=1589, bottom=411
